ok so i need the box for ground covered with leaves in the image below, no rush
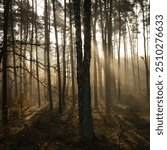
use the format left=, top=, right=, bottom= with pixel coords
left=0, top=94, right=149, bottom=150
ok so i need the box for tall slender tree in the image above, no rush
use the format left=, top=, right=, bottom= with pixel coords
left=74, top=0, right=95, bottom=141
left=35, top=0, right=41, bottom=106
left=62, top=0, right=67, bottom=110
left=52, top=0, right=62, bottom=113
left=30, top=0, right=35, bottom=98
left=10, top=1, right=18, bottom=100
left=82, top=0, right=95, bottom=141
left=69, top=0, right=75, bottom=103
left=44, top=0, right=53, bottom=110
left=19, top=0, right=23, bottom=94
left=1, top=0, right=11, bottom=126
left=141, top=0, right=149, bottom=98
left=118, top=0, right=121, bottom=100
left=92, top=0, right=98, bottom=110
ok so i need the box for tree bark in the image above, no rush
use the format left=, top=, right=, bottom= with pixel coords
left=69, top=0, right=75, bottom=103
left=74, top=0, right=95, bottom=141
left=19, top=0, right=23, bottom=94
left=118, top=0, right=121, bottom=101
left=51, top=0, right=62, bottom=113
left=141, top=0, right=150, bottom=99
left=62, top=0, right=67, bottom=111
left=29, top=0, right=35, bottom=98
left=92, top=0, right=98, bottom=111
left=35, top=0, right=41, bottom=106
left=10, top=2, right=18, bottom=100
left=82, top=0, right=95, bottom=141
left=73, top=0, right=83, bottom=136
left=1, top=0, right=11, bottom=126
left=44, top=0, right=53, bottom=110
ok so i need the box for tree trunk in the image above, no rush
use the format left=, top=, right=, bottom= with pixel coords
left=1, top=0, right=11, bottom=126
left=23, top=0, right=29, bottom=96
left=19, top=0, right=23, bottom=94
left=74, top=0, right=95, bottom=141
left=35, top=0, right=41, bottom=106
left=123, top=31, right=128, bottom=89
left=135, top=6, right=141, bottom=93
left=62, top=0, right=67, bottom=111
left=104, top=0, right=111, bottom=109
left=29, top=0, right=34, bottom=99
left=69, top=0, right=75, bottom=103
left=118, top=0, right=121, bottom=101
left=83, top=0, right=95, bottom=141
left=10, top=2, right=18, bottom=100
left=51, top=0, right=62, bottom=113
left=126, top=17, right=136, bottom=91
left=44, top=0, right=53, bottom=110
left=92, top=0, right=98, bottom=111
left=141, top=1, right=149, bottom=99
left=74, top=0, right=83, bottom=137
left=99, top=0, right=105, bottom=103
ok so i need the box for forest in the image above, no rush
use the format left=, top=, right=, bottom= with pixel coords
left=0, top=0, right=150, bottom=149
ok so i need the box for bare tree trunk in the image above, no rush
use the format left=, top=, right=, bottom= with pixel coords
left=10, top=2, right=18, bottom=100
left=135, top=8, right=141, bottom=93
left=99, top=0, right=105, bottom=103
left=93, top=48, right=98, bottom=110
left=107, top=0, right=114, bottom=102
left=74, top=0, right=95, bottom=141
left=29, top=0, right=34, bottom=99
left=104, top=0, right=111, bottom=109
left=74, top=0, right=83, bottom=136
left=92, top=0, right=98, bottom=110
left=44, top=0, right=53, bottom=110
left=1, top=0, right=11, bottom=126
left=107, top=0, right=113, bottom=103
left=62, top=0, right=67, bottom=111
left=35, top=0, right=41, bottom=106
left=82, top=0, right=95, bottom=141
left=51, top=0, right=62, bottom=113
left=69, top=0, right=75, bottom=103
left=23, top=0, right=29, bottom=97
left=123, top=31, right=128, bottom=89
left=136, top=31, right=141, bottom=92
left=96, top=1, right=104, bottom=101
left=127, top=18, right=136, bottom=90
left=141, top=0, right=149, bottom=98
left=19, top=0, right=23, bottom=94
left=97, top=54, right=103, bottom=101
left=118, top=0, right=121, bottom=101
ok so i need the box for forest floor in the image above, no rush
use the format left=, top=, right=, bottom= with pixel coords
left=0, top=94, right=149, bottom=150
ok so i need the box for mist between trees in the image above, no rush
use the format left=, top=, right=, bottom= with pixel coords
left=0, top=0, right=149, bottom=149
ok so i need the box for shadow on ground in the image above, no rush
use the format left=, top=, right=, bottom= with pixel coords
left=0, top=93, right=150, bottom=150
left=2, top=107, right=113, bottom=150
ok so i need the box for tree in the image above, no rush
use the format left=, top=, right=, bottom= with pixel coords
left=1, top=0, right=11, bottom=126
left=29, top=0, right=35, bottom=98
left=82, top=0, right=95, bottom=141
left=62, top=0, right=67, bottom=111
left=35, top=0, right=41, bottom=106
left=69, top=0, right=75, bottom=104
left=92, top=0, right=98, bottom=110
left=117, top=0, right=121, bottom=100
left=51, top=0, right=62, bottom=113
left=74, top=0, right=95, bottom=141
left=141, top=0, right=150, bottom=98
left=44, top=0, right=53, bottom=110
left=10, top=1, right=18, bottom=100
left=19, top=0, right=23, bottom=94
